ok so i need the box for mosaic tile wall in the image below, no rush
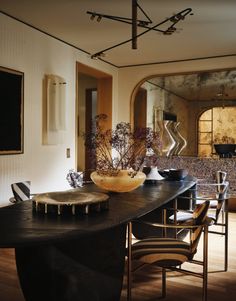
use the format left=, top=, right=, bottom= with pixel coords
left=156, top=156, right=236, bottom=195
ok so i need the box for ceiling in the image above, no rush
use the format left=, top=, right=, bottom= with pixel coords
left=1, top=0, right=236, bottom=68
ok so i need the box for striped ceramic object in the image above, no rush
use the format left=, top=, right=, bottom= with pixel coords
left=11, top=181, right=31, bottom=203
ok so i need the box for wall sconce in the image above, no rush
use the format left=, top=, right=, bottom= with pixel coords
left=43, top=74, right=67, bottom=145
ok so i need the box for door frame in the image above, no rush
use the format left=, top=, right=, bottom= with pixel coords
left=76, top=62, right=113, bottom=171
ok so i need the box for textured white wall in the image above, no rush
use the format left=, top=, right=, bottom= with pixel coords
left=0, top=13, right=118, bottom=205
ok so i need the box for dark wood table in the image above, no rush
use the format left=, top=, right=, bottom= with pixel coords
left=0, top=177, right=196, bottom=301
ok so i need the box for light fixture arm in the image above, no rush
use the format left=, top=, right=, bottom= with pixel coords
left=135, top=0, right=152, bottom=24
left=87, top=2, right=193, bottom=59
left=132, top=0, right=138, bottom=49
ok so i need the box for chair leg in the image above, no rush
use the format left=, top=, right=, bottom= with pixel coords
left=161, top=268, right=166, bottom=298
left=224, top=199, right=229, bottom=271
left=203, top=225, right=208, bottom=301
left=127, top=222, right=132, bottom=301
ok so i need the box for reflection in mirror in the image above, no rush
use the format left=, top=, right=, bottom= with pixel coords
left=133, top=69, right=236, bottom=157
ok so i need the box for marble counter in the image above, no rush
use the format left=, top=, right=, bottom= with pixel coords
left=155, top=156, right=236, bottom=195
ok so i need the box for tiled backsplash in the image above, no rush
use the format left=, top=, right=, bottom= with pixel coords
left=156, top=156, right=236, bottom=195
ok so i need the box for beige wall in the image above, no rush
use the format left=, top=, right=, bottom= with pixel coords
left=0, top=14, right=118, bottom=205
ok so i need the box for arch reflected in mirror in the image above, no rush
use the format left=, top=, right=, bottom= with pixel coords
left=198, top=107, right=236, bottom=157
left=131, top=68, right=236, bottom=157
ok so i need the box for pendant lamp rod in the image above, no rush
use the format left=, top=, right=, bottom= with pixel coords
left=87, top=2, right=193, bottom=59
left=132, top=0, right=138, bottom=49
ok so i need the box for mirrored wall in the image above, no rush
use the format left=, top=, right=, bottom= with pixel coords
left=132, top=69, right=236, bottom=157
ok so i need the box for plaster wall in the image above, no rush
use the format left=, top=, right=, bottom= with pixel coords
left=0, top=13, right=118, bottom=205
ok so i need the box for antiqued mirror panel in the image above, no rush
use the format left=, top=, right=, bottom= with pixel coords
left=132, top=69, right=236, bottom=157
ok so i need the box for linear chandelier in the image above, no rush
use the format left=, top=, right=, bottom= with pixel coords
left=87, top=0, right=193, bottom=59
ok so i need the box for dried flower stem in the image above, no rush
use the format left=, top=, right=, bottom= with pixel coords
left=84, top=114, right=161, bottom=176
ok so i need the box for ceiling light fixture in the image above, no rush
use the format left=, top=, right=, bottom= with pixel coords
left=87, top=0, right=193, bottom=59
left=90, top=14, right=95, bottom=21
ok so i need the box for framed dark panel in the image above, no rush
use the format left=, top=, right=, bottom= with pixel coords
left=0, top=66, right=24, bottom=154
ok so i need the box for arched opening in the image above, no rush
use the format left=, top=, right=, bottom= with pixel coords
left=130, top=68, right=236, bottom=157
left=198, top=107, right=236, bottom=157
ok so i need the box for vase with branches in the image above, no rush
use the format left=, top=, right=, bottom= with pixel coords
left=84, top=114, right=161, bottom=178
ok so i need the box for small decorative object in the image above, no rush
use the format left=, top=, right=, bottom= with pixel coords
left=214, top=144, right=236, bottom=158
left=213, top=135, right=236, bottom=157
left=158, top=169, right=188, bottom=181
left=33, top=190, right=109, bottom=215
left=168, top=121, right=179, bottom=156
left=84, top=114, right=161, bottom=192
left=43, top=74, right=67, bottom=145
left=66, top=169, right=84, bottom=188
left=155, top=120, right=175, bottom=157
left=142, top=166, right=165, bottom=184
left=173, top=122, right=187, bottom=155
left=168, top=169, right=188, bottom=180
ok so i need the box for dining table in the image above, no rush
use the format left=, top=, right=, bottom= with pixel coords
left=0, top=176, right=196, bottom=301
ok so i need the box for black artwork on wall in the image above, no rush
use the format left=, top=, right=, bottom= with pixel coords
left=0, top=66, right=24, bottom=154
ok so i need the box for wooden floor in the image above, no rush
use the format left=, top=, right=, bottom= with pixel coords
left=120, top=212, right=236, bottom=301
left=0, top=213, right=236, bottom=301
